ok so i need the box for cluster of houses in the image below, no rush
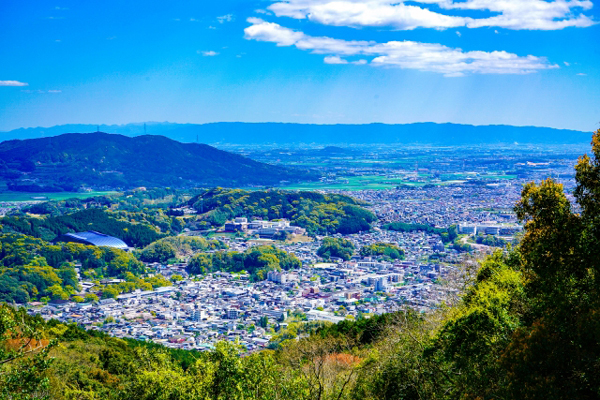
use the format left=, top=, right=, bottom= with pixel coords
left=26, top=255, right=453, bottom=352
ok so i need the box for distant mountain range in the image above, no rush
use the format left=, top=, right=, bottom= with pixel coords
left=0, top=122, right=592, bottom=145
left=0, top=132, right=315, bottom=192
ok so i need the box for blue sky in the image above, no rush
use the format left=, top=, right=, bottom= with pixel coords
left=0, top=0, right=599, bottom=132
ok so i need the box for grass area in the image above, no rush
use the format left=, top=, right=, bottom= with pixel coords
left=204, top=232, right=239, bottom=239
left=286, top=234, right=313, bottom=244
left=0, top=191, right=120, bottom=202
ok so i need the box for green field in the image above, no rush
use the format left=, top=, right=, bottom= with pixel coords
left=277, top=171, right=516, bottom=191
left=0, top=191, right=120, bottom=202
left=278, top=175, right=428, bottom=191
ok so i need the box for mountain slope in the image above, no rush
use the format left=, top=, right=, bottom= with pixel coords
left=0, top=132, right=315, bottom=191
left=1, top=122, right=590, bottom=145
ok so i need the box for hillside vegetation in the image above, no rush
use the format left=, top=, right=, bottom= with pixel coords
left=189, top=188, right=376, bottom=235
left=0, top=132, right=316, bottom=191
left=187, top=245, right=302, bottom=280
left=2, top=208, right=166, bottom=247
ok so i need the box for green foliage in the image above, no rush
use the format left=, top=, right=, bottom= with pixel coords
left=0, top=305, right=55, bottom=400
left=140, top=236, right=226, bottom=263
left=189, top=188, right=376, bottom=235
left=451, top=238, right=472, bottom=253
left=475, top=233, right=507, bottom=247
left=3, top=208, right=165, bottom=247
left=0, top=232, right=144, bottom=303
left=0, top=315, right=309, bottom=400
left=187, top=245, right=301, bottom=280
left=317, top=237, right=355, bottom=261
left=359, top=242, right=405, bottom=260
left=316, top=311, right=409, bottom=346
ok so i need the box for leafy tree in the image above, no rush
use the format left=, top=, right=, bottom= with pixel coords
left=359, top=242, right=405, bottom=260
left=187, top=245, right=300, bottom=281
left=101, top=288, right=119, bottom=299
left=317, top=238, right=355, bottom=261
left=0, top=305, right=55, bottom=400
left=84, top=293, right=99, bottom=303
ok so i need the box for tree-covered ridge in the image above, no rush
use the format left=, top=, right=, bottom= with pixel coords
left=187, top=245, right=302, bottom=281
left=189, top=188, right=376, bottom=235
left=359, top=242, right=405, bottom=260
left=139, top=236, right=227, bottom=263
left=317, top=237, right=355, bottom=261
left=25, top=188, right=200, bottom=217
left=2, top=208, right=166, bottom=248
left=0, top=132, right=316, bottom=191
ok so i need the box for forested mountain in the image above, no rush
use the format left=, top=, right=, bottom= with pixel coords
left=1, top=122, right=590, bottom=144
left=0, top=132, right=316, bottom=192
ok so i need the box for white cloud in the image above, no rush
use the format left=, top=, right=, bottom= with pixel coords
left=47, top=90, right=62, bottom=93
left=268, top=0, right=595, bottom=31
left=244, top=19, right=557, bottom=76
left=245, top=17, right=304, bottom=46
left=217, top=14, right=234, bottom=23
left=564, top=61, right=570, bottom=66
left=199, top=50, right=219, bottom=56
left=577, top=73, right=587, bottom=76
left=456, top=31, right=461, bottom=37
left=0, top=80, right=28, bottom=87
left=324, top=55, right=348, bottom=64
left=270, top=0, right=467, bottom=30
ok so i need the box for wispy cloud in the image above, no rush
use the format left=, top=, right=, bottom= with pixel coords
left=324, top=55, right=348, bottom=64
left=268, top=0, right=596, bottom=31
left=217, top=14, right=234, bottom=23
left=245, top=18, right=558, bottom=76
left=0, top=80, right=28, bottom=87
left=199, top=50, right=219, bottom=56
left=21, top=89, right=61, bottom=93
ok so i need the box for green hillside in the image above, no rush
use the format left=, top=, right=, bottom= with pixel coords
left=0, top=132, right=316, bottom=192
left=188, top=188, right=377, bottom=234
